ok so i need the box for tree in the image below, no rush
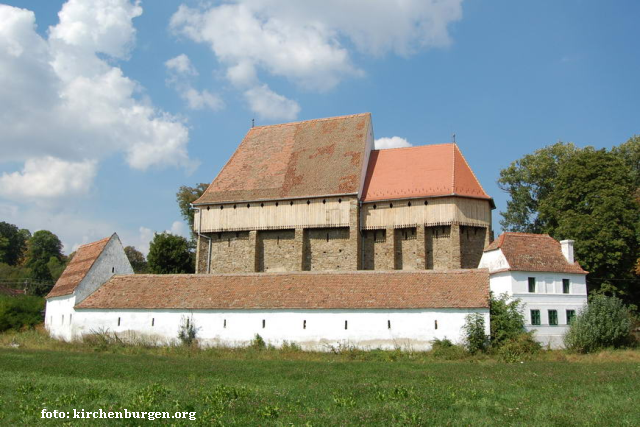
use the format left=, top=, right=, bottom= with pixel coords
left=176, top=183, right=209, bottom=233
left=124, top=246, right=148, bottom=273
left=489, top=293, right=527, bottom=348
left=25, top=230, right=64, bottom=292
left=498, top=142, right=578, bottom=233
left=147, top=232, right=193, bottom=274
left=0, top=222, right=30, bottom=266
left=498, top=140, right=640, bottom=303
left=539, top=148, right=638, bottom=297
left=564, top=295, right=633, bottom=353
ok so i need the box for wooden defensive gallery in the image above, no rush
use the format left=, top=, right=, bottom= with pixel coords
left=44, top=114, right=586, bottom=349
left=192, top=113, right=494, bottom=274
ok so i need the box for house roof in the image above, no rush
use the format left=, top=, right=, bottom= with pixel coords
left=361, top=144, right=492, bottom=203
left=76, top=269, right=489, bottom=310
left=485, top=232, right=587, bottom=274
left=46, top=235, right=112, bottom=298
left=194, top=113, right=371, bottom=205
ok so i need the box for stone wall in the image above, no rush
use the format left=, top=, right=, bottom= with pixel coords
left=304, top=228, right=352, bottom=271
left=460, top=226, right=488, bottom=269
left=257, top=229, right=300, bottom=272
left=394, top=227, right=418, bottom=270
left=363, top=229, right=394, bottom=270
left=426, top=225, right=452, bottom=270
left=209, top=231, right=254, bottom=273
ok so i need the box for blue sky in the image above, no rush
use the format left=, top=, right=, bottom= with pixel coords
left=1, top=0, right=638, bottom=254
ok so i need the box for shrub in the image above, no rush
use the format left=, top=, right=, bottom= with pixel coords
left=564, top=295, right=633, bottom=353
left=250, top=334, right=266, bottom=350
left=497, top=332, right=541, bottom=362
left=490, top=293, right=526, bottom=348
left=430, top=338, right=468, bottom=360
left=178, top=316, right=198, bottom=346
left=463, top=313, right=488, bottom=354
left=0, top=295, right=44, bottom=332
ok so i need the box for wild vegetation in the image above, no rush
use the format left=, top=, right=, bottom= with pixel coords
left=0, top=328, right=639, bottom=425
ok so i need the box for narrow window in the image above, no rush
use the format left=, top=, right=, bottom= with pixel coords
left=262, top=319, right=265, bottom=328
left=434, top=320, right=438, bottom=330
left=247, top=204, right=250, bottom=208
left=111, top=267, right=115, bottom=273
left=424, top=200, right=428, bottom=205
left=387, top=320, right=391, bottom=329
left=117, top=317, right=121, bottom=326
left=220, top=205, right=224, bottom=210
left=62, top=315, right=64, bottom=324
left=307, top=200, right=310, bottom=205
left=322, top=199, right=326, bottom=204
left=277, top=236, right=280, bottom=245
left=303, top=320, right=306, bottom=329
left=530, top=310, right=541, bottom=326
left=224, top=319, right=227, bottom=328
left=290, top=201, right=294, bottom=206
left=326, top=233, right=329, bottom=242
left=233, top=204, right=237, bottom=209
left=345, top=320, right=348, bottom=330
left=338, top=199, right=342, bottom=203
left=151, top=318, right=155, bottom=327
left=373, top=204, right=377, bottom=209
left=389, top=203, right=393, bottom=208
left=260, top=203, right=264, bottom=208
left=528, top=277, right=536, bottom=293
left=69, top=314, right=72, bottom=324
left=548, top=310, right=558, bottom=326
left=566, top=310, right=576, bottom=324
left=562, top=279, right=570, bottom=294
left=186, top=318, right=190, bottom=328
left=408, top=201, right=412, bottom=207
left=275, top=202, right=279, bottom=207
left=207, top=206, right=210, bottom=211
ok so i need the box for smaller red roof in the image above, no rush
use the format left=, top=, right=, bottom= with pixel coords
left=485, top=232, right=587, bottom=274
left=47, top=235, right=113, bottom=298
left=362, top=143, right=492, bottom=202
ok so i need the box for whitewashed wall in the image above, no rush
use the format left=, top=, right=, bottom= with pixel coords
left=489, top=270, right=587, bottom=348
left=44, top=295, right=76, bottom=341
left=70, top=308, right=489, bottom=351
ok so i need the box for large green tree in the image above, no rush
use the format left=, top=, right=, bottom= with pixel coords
left=147, top=232, right=193, bottom=274
left=498, top=140, right=639, bottom=303
left=0, top=222, right=30, bottom=266
left=176, top=183, right=209, bottom=233
left=124, top=246, right=148, bottom=273
left=25, top=230, right=64, bottom=292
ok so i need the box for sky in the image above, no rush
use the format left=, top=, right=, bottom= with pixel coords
left=0, top=0, right=638, bottom=255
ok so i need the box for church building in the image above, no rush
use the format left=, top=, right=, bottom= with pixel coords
left=192, top=113, right=494, bottom=274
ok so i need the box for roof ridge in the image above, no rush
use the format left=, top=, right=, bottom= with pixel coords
left=251, top=113, right=370, bottom=129
left=372, top=142, right=455, bottom=153
left=76, top=235, right=111, bottom=250
left=451, top=143, right=456, bottom=192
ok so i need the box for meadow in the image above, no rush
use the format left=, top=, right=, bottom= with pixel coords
left=0, top=330, right=639, bottom=426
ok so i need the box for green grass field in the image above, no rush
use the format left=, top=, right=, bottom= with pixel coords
left=0, top=331, right=639, bottom=426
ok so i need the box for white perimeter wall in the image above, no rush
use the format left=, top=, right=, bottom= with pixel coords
left=66, top=308, right=489, bottom=351
left=490, top=271, right=587, bottom=349
left=45, top=295, right=76, bottom=341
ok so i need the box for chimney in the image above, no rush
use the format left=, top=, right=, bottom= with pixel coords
left=560, top=240, right=574, bottom=264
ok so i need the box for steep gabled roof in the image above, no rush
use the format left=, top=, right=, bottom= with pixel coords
left=46, top=235, right=112, bottom=298
left=485, top=232, right=587, bottom=274
left=194, top=113, right=372, bottom=204
left=76, top=270, right=490, bottom=310
left=362, top=143, right=492, bottom=202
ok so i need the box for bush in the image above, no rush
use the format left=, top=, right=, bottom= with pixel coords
left=462, top=313, right=488, bottom=354
left=497, top=332, right=541, bottom=363
left=490, top=293, right=526, bottom=348
left=564, top=295, right=633, bottom=353
left=0, top=295, right=44, bottom=332
left=430, top=338, right=468, bottom=360
left=250, top=334, right=266, bottom=350
left=178, top=316, right=198, bottom=346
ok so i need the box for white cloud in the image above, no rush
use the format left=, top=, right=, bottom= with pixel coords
left=165, top=53, right=224, bottom=111
left=168, top=220, right=189, bottom=238
left=0, top=157, right=97, bottom=201
left=169, top=0, right=462, bottom=117
left=0, top=1, right=195, bottom=201
left=244, top=84, right=300, bottom=121
left=375, top=136, right=413, bottom=149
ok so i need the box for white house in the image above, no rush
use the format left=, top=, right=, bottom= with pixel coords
left=45, top=234, right=490, bottom=350
left=479, top=232, right=588, bottom=348
left=44, top=233, right=134, bottom=341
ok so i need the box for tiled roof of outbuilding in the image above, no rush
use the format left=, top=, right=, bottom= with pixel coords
left=76, top=270, right=490, bottom=310
left=194, top=114, right=371, bottom=204
left=47, top=235, right=113, bottom=298
left=361, top=144, right=492, bottom=202
left=485, top=232, right=587, bottom=274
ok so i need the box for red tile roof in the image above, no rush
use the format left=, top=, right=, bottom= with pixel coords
left=0, top=285, right=26, bottom=297
left=485, top=233, right=587, bottom=274
left=194, top=114, right=371, bottom=204
left=76, top=270, right=489, bottom=310
left=47, top=235, right=112, bottom=298
left=362, top=144, right=491, bottom=202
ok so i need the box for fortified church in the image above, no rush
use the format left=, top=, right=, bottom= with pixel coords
left=44, top=114, right=587, bottom=349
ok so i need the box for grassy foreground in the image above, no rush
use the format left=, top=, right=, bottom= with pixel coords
left=0, top=330, right=639, bottom=426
